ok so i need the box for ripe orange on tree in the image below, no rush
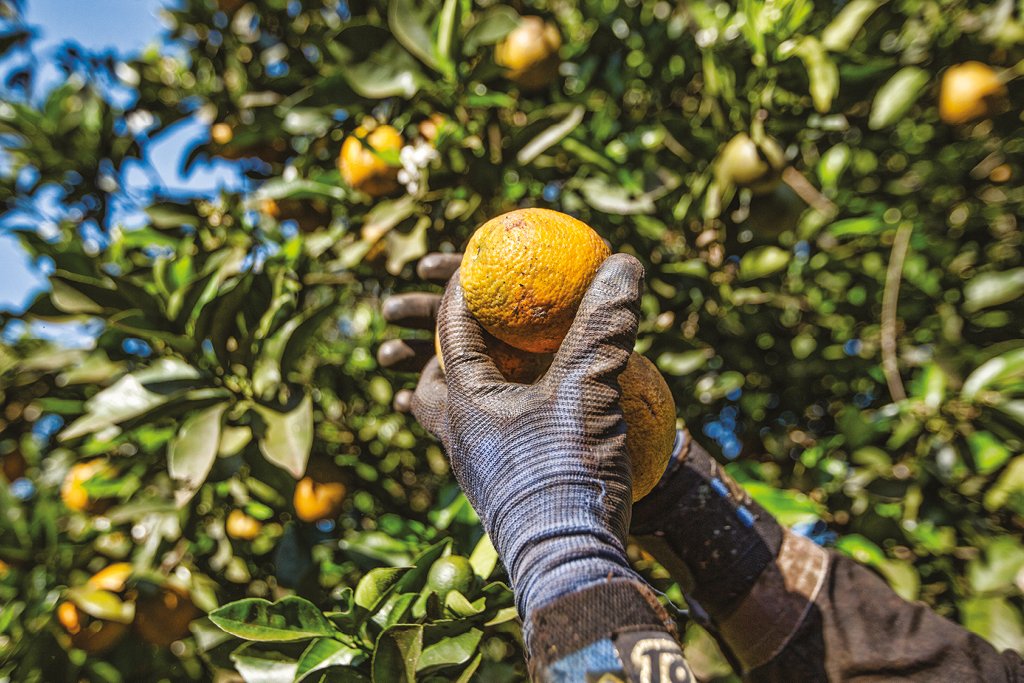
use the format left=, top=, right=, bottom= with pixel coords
left=60, top=459, right=115, bottom=512
left=2, top=449, right=26, bottom=481
left=133, top=583, right=199, bottom=647
left=339, top=125, right=403, bottom=197
left=294, top=476, right=347, bottom=522
left=226, top=509, right=263, bottom=540
left=56, top=601, right=130, bottom=654
left=456, top=209, right=676, bottom=500
left=939, top=62, right=1007, bottom=125
left=495, top=16, right=562, bottom=90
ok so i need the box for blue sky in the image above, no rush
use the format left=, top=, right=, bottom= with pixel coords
left=0, top=0, right=245, bottom=314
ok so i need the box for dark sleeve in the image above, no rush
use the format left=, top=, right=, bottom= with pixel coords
left=527, top=578, right=695, bottom=682
left=749, top=551, right=1024, bottom=683
left=632, top=432, right=1024, bottom=682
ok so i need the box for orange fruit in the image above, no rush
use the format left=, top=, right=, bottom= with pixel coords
left=211, top=122, right=234, bottom=145
left=87, top=563, right=132, bottom=593
left=495, top=16, right=562, bottom=90
left=339, top=125, right=403, bottom=197
left=61, top=459, right=114, bottom=512
left=293, top=476, right=347, bottom=522
left=134, top=584, right=198, bottom=647
left=939, top=62, right=1007, bottom=125
left=618, top=353, right=676, bottom=501
left=2, top=450, right=26, bottom=481
left=226, top=509, right=263, bottom=540
left=461, top=208, right=610, bottom=354
left=458, top=208, right=675, bottom=499
left=716, top=133, right=786, bottom=195
left=57, top=601, right=129, bottom=654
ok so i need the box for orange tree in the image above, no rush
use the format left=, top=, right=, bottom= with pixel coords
left=1, top=0, right=1023, bottom=680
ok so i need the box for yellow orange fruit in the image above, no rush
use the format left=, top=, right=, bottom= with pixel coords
left=226, top=509, right=263, bottom=540
left=134, top=585, right=198, bottom=647
left=57, top=601, right=129, bottom=654
left=461, top=208, right=610, bottom=354
left=211, top=122, right=234, bottom=145
left=2, top=450, right=26, bottom=481
left=716, top=133, right=786, bottom=195
left=87, top=563, right=132, bottom=593
left=457, top=208, right=675, bottom=499
left=339, top=125, right=403, bottom=197
left=495, top=16, right=561, bottom=90
left=61, top=459, right=114, bottom=512
left=939, top=62, right=1007, bottom=125
left=293, top=476, right=347, bottom=522
left=618, top=353, right=676, bottom=501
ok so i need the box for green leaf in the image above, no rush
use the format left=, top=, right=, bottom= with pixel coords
left=343, top=41, right=429, bottom=99
left=388, top=0, right=441, bottom=71
left=961, top=597, right=1024, bottom=653
left=791, top=37, right=839, bottom=113
left=253, top=304, right=334, bottom=399
left=468, top=534, right=498, bottom=580
left=463, top=6, right=519, bottom=54
left=828, top=216, right=884, bottom=237
left=434, top=0, right=459, bottom=80
left=59, top=359, right=203, bottom=441
left=372, top=625, right=422, bottom=683
left=657, top=350, right=710, bottom=377
left=230, top=644, right=300, bottom=683
left=50, top=277, right=104, bottom=314
left=295, top=638, right=365, bottom=682
left=579, top=177, right=656, bottom=215
left=254, top=392, right=314, bottom=479
left=739, top=246, right=791, bottom=280
left=168, top=402, right=227, bottom=507
left=984, top=457, right=1024, bottom=512
left=209, top=596, right=337, bottom=642
left=385, top=215, right=429, bottom=276
left=66, top=587, right=135, bottom=624
left=416, top=628, right=482, bottom=674
left=821, top=0, right=883, bottom=51
left=967, top=537, right=1024, bottom=594
left=517, top=106, right=586, bottom=165
left=962, top=347, right=1024, bottom=400
left=740, top=480, right=821, bottom=526
left=963, top=268, right=1024, bottom=313
left=868, top=67, right=929, bottom=130
left=968, top=431, right=1011, bottom=475
left=355, top=567, right=411, bottom=612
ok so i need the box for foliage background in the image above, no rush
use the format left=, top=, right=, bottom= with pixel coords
left=1, top=0, right=1023, bottom=680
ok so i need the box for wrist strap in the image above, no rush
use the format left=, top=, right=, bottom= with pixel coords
left=527, top=578, right=678, bottom=676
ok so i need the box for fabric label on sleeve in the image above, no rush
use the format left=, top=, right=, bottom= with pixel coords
left=615, top=631, right=694, bottom=683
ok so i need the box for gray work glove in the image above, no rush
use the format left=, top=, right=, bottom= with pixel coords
left=405, top=254, right=648, bottom=644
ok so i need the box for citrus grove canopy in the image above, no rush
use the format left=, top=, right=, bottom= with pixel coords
left=1, top=0, right=1023, bottom=680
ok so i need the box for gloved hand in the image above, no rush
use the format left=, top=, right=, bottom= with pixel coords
left=409, top=254, right=647, bottom=641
